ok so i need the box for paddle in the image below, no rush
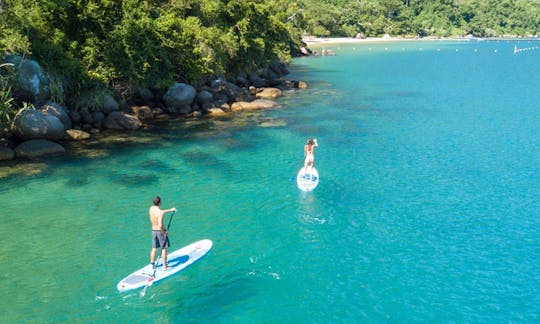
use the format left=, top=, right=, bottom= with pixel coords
left=140, top=211, right=175, bottom=297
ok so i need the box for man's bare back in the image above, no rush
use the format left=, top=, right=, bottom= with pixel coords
left=149, top=205, right=166, bottom=231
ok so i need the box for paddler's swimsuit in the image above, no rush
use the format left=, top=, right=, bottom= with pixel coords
left=304, top=145, right=315, bottom=167
left=152, top=230, right=170, bottom=249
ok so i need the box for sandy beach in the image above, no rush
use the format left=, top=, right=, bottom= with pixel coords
left=302, top=35, right=475, bottom=46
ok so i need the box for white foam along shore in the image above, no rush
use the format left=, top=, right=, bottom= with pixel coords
left=302, top=35, right=477, bottom=46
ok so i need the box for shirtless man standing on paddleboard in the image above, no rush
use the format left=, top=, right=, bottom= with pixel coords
left=149, top=196, right=176, bottom=270
left=304, top=138, right=318, bottom=171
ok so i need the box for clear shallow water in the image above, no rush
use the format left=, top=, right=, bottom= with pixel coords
left=1, top=40, right=539, bottom=322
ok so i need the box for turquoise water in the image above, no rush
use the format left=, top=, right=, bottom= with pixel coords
left=1, top=40, right=539, bottom=322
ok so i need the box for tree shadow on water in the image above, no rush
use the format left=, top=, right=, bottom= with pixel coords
left=108, top=171, right=159, bottom=187
left=65, top=174, right=89, bottom=187
left=170, top=272, right=259, bottom=322
left=181, top=150, right=236, bottom=175
left=138, top=159, right=177, bottom=174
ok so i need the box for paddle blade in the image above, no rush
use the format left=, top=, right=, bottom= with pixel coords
left=139, top=277, right=154, bottom=297
left=140, top=285, right=147, bottom=297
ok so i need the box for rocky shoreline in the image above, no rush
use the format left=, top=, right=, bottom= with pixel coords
left=0, top=56, right=309, bottom=170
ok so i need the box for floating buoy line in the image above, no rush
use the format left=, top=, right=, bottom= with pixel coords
left=328, top=41, right=540, bottom=54
left=513, top=44, right=539, bottom=54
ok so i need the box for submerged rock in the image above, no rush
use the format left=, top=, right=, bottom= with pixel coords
left=15, top=139, right=65, bottom=158
left=260, top=119, right=287, bottom=128
left=0, top=162, right=48, bottom=179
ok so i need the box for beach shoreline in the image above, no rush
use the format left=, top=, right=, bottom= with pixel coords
left=302, top=36, right=474, bottom=45
left=302, top=35, right=539, bottom=46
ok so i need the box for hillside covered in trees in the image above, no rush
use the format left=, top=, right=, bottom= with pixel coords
left=300, top=0, right=540, bottom=38
left=0, top=0, right=305, bottom=116
left=1, top=0, right=539, bottom=123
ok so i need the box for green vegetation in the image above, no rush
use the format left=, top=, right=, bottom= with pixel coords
left=300, top=0, right=540, bottom=38
left=0, top=0, right=304, bottom=111
left=0, top=0, right=538, bottom=119
left=0, top=63, right=16, bottom=128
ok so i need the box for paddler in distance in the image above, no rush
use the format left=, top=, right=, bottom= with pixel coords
left=304, top=138, right=318, bottom=173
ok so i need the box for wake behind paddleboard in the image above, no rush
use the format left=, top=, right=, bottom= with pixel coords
left=296, top=167, right=319, bottom=191
left=117, top=239, right=212, bottom=292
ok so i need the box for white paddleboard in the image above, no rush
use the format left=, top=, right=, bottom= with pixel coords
left=296, top=167, right=319, bottom=191
left=117, top=239, right=212, bottom=292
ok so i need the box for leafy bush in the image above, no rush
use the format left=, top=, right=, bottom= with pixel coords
left=0, top=63, right=16, bottom=128
left=0, top=87, right=15, bottom=128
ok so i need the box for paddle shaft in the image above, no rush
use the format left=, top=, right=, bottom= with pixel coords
left=165, top=211, right=175, bottom=233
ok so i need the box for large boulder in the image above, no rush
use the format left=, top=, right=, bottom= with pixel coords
left=80, top=110, right=94, bottom=125
left=163, top=83, right=196, bottom=114
left=68, top=110, right=81, bottom=125
left=15, top=139, right=65, bottom=159
left=101, top=94, right=120, bottom=114
left=255, top=87, right=282, bottom=99
left=103, top=111, right=141, bottom=130
left=211, top=79, right=250, bottom=102
left=196, top=90, right=213, bottom=106
left=40, top=101, right=72, bottom=130
left=259, top=67, right=279, bottom=80
left=248, top=71, right=265, bottom=87
left=210, top=77, right=227, bottom=89
left=91, top=111, right=105, bottom=128
left=134, top=87, right=154, bottom=104
left=11, top=108, right=65, bottom=141
left=6, top=56, right=50, bottom=104
left=230, top=99, right=279, bottom=111
left=224, top=82, right=248, bottom=102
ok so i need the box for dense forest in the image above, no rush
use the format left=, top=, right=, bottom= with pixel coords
left=301, top=0, right=540, bottom=38
left=1, top=0, right=539, bottom=125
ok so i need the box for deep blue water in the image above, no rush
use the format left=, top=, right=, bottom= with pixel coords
left=0, top=40, right=538, bottom=322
